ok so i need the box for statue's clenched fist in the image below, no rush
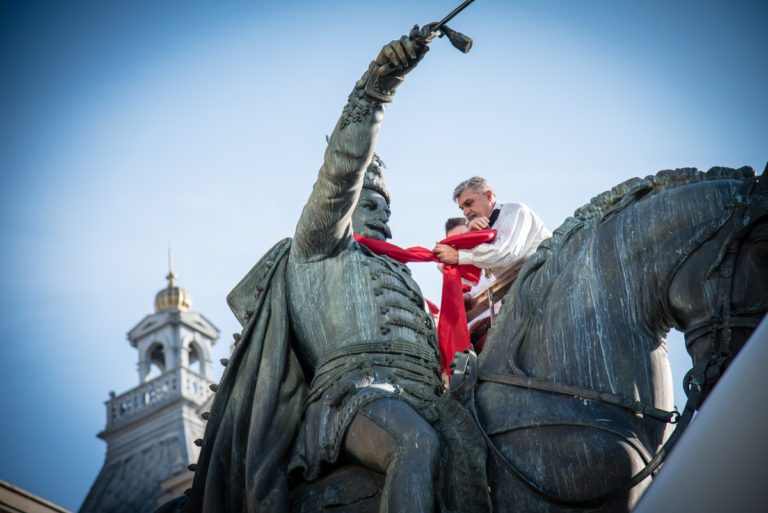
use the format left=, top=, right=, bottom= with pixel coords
left=359, top=26, right=432, bottom=102
left=374, top=25, right=431, bottom=76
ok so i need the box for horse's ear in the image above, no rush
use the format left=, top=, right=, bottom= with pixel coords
left=758, top=161, right=768, bottom=192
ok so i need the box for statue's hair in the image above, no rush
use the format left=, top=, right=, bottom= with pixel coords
left=445, top=217, right=467, bottom=234
left=488, top=166, right=758, bottom=365
left=453, top=176, right=494, bottom=202
left=326, top=134, right=390, bottom=205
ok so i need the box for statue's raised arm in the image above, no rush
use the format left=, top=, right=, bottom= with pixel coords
left=283, top=27, right=490, bottom=513
left=291, top=28, right=429, bottom=261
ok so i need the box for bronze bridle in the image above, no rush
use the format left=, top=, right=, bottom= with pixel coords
left=676, top=177, right=768, bottom=405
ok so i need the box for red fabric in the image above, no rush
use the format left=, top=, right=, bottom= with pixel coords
left=354, top=230, right=496, bottom=373
left=425, top=299, right=440, bottom=316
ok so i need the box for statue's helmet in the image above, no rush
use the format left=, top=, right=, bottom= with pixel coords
left=363, top=153, right=390, bottom=206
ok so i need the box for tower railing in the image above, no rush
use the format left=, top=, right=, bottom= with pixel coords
left=104, top=367, right=213, bottom=430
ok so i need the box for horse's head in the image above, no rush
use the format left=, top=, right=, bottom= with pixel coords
left=667, top=166, right=768, bottom=404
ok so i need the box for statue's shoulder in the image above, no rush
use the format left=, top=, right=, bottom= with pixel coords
left=226, top=238, right=292, bottom=326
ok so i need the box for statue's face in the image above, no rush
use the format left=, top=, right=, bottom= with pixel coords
left=352, top=188, right=391, bottom=241
left=457, top=188, right=495, bottom=220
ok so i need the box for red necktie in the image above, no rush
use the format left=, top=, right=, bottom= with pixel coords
left=354, top=230, right=496, bottom=372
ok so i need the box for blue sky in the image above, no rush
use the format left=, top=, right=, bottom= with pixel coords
left=1, top=0, right=766, bottom=510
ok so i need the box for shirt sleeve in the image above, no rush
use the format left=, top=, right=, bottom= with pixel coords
left=457, top=203, right=546, bottom=270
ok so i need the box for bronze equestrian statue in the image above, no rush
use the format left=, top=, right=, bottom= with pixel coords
left=154, top=20, right=768, bottom=513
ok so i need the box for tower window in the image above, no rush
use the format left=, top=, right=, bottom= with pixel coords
left=188, top=343, right=203, bottom=375
left=145, top=343, right=166, bottom=381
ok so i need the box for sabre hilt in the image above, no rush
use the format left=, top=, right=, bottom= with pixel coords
left=415, top=23, right=473, bottom=54
left=376, top=0, right=476, bottom=75
left=428, top=0, right=475, bottom=53
left=438, top=25, right=473, bottom=53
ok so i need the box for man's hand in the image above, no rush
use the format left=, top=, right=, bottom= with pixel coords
left=433, top=243, right=459, bottom=264
left=467, top=216, right=490, bottom=231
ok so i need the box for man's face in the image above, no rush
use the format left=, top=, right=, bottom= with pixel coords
left=352, top=188, right=392, bottom=241
left=456, top=189, right=494, bottom=220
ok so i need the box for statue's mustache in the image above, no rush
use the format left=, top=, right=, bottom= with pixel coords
left=366, top=221, right=392, bottom=239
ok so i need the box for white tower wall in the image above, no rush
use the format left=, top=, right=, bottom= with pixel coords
left=80, top=266, right=219, bottom=513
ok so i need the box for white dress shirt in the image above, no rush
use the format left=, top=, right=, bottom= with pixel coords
left=458, top=201, right=551, bottom=277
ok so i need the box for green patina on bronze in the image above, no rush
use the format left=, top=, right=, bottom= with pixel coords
left=155, top=9, right=768, bottom=511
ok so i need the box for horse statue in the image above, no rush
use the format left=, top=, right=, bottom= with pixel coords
left=286, top=165, right=767, bottom=512
left=471, top=165, right=768, bottom=512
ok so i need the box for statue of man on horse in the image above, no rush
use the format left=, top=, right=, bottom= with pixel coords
left=154, top=8, right=768, bottom=511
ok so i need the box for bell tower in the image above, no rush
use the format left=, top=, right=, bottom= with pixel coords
left=135, top=253, right=214, bottom=384
left=80, top=254, right=219, bottom=513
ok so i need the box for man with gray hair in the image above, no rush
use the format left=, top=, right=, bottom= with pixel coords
left=433, top=176, right=551, bottom=279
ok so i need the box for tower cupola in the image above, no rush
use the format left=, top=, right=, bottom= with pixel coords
left=155, top=253, right=192, bottom=312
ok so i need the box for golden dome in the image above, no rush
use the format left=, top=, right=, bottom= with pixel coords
left=155, top=270, right=192, bottom=312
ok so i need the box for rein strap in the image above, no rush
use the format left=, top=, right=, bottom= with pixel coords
left=480, top=371, right=678, bottom=423
left=471, top=373, right=699, bottom=507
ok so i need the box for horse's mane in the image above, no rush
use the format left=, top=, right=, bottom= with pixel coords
left=490, top=166, right=756, bottom=360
